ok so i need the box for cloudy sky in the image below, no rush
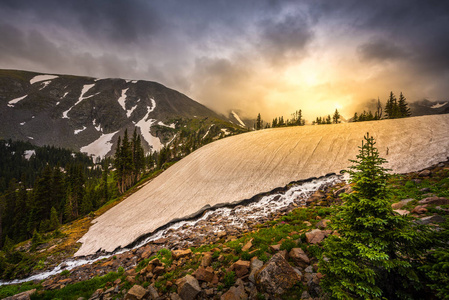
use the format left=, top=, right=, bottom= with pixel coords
left=1, top=0, right=448, bottom=120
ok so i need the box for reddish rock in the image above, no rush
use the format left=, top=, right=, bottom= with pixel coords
left=172, top=249, right=193, bottom=259
left=201, top=252, right=213, bottom=267
left=3, top=289, right=36, bottom=300
left=315, top=219, right=330, bottom=229
left=289, top=248, right=310, bottom=268
left=242, top=239, right=253, bottom=252
left=220, top=284, right=248, bottom=300
left=125, top=285, right=147, bottom=300
left=193, top=266, right=215, bottom=282
left=391, top=198, right=414, bottom=209
left=305, top=229, right=326, bottom=244
left=233, top=260, right=251, bottom=278
left=269, top=244, right=281, bottom=252
left=153, top=265, right=165, bottom=276
left=412, top=206, right=428, bottom=214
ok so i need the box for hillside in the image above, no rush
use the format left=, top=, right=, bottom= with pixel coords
left=0, top=69, right=245, bottom=159
left=76, top=114, right=449, bottom=256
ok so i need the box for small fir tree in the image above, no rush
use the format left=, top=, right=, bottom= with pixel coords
left=333, top=109, right=341, bottom=124
left=320, top=133, right=429, bottom=299
left=398, top=92, right=411, bottom=118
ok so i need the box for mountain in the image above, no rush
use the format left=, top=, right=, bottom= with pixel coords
left=409, top=99, right=449, bottom=116
left=0, top=69, right=246, bottom=159
left=76, top=114, right=449, bottom=256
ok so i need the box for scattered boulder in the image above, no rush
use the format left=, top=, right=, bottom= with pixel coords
left=220, top=283, right=248, bottom=300
left=418, top=215, right=446, bottom=225
left=233, top=260, right=251, bottom=278
left=172, top=249, right=192, bottom=260
left=241, top=239, right=253, bottom=252
left=177, top=275, right=201, bottom=300
left=418, top=169, right=431, bottom=177
left=418, top=197, right=449, bottom=206
left=289, top=248, right=310, bottom=268
left=201, top=252, right=213, bottom=267
left=148, top=285, right=159, bottom=299
left=411, top=206, right=428, bottom=214
left=193, top=266, right=215, bottom=282
left=125, top=285, right=147, bottom=300
left=305, top=229, right=330, bottom=244
left=249, top=257, right=264, bottom=283
left=3, top=289, right=36, bottom=300
left=393, top=209, right=410, bottom=216
left=255, top=252, right=301, bottom=295
left=315, top=219, right=330, bottom=229
left=269, top=244, right=281, bottom=252
left=391, top=198, right=414, bottom=209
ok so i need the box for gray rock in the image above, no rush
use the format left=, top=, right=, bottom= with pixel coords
left=177, top=275, right=201, bottom=300
left=249, top=258, right=264, bottom=283
left=148, top=285, right=159, bottom=299
left=125, top=285, right=147, bottom=300
left=418, top=197, right=449, bottom=206
left=220, top=284, right=248, bottom=300
left=391, top=198, right=414, bottom=209
left=418, top=215, right=446, bottom=225
left=255, top=252, right=301, bottom=295
left=289, top=248, right=310, bottom=268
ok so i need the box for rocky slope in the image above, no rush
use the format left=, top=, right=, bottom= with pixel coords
left=0, top=69, right=245, bottom=159
left=76, top=114, right=449, bottom=256
left=3, top=161, right=448, bottom=299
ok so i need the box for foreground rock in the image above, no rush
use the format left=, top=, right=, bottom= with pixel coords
left=255, top=252, right=301, bottom=295
left=177, top=275, right=201, bottom=300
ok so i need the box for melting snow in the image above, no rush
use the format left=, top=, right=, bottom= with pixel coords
left=0, top=175, right=339, bottom=286
left=74, top=126, right=87, bottom=135
left=24, top=150, right=35, bottom=160
left=8, top=95, right=27, bottom=107
left=27, top=136, right=34, bottom=140
left=231, top=110, right=246, bottom=127
left=202, top=125, right=213, bottom=139
left=136, top=98, right=162, bottom=152
left=127, top=105, right=138, bottom=118
left=157, top=121, right=176, bottom=129
left=30, top=75, right=58, bottom=85
left=221, top=128, right=231, bottom=135
left=63, top=91, right=69, bottom=98
left=93, top=119, right=102, bottom=132
left=39, top=81, right=51, bottom=90
left=431, top=102, right=447, bottom=109
left=117, top=88, right=129, bottom=111
left=62, top=84, right=95, bottom=119
left=80, top=131, right=119, bottom=160
left=20, top=122, right=25, bottom=125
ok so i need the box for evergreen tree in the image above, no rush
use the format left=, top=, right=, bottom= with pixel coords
left=398, top=92, right=411, bottom=118
left=272, top=118, right=278, bottom=128
left=376, top=97, right=383, bottom=119
left=352, top=112, right=358, bottom=122
left=320, top=133, right=429, bottom=299
left=385, top=91, right=399, bottom=119
left=256, top=113, right=262, bottom=130
left=49, top=207, right=60, bottom=231
left=333, top=109, right=341, bottom=124
left=326, top=115, right=331, bottom=124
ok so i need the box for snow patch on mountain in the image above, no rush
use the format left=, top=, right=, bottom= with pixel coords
left=81, top=131, right=119, bottom=159
left=8, top=95, right=27, bottom=107
left=231, top=110, right=245, bottom=127
left=93, top=119, right=102, bottom=132
left=157, top=121, right=176, bottom=129
left=431, top=102, right=447, bottom=109
left=74, top=126, right=87, bottom=135
left=62, top=84, right=95, bottom=119
left=39, top=81, right=51, bottom=90
left=30, top=75, right=58, bottom=85
left=136, top=99, right=162, bottom=152
left=126, top=105, right=138, bottom=118
left=24, top=150, right=35, bottom=160
left=117, top=88, right=129, bottom=111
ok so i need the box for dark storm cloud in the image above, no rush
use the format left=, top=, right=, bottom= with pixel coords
left=0, top=0, right=449, bottom=118
left=357, top=39, right=408, bottom=63
left=258, top=14, right=313, bottom=65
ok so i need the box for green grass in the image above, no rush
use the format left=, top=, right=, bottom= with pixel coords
left=0, top=282, right=41, bottom=298
left=30, top=272, right=121, bottom=300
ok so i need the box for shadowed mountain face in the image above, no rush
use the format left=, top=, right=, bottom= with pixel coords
left=0, top=69, right=244, bottom=159
left=75, top=114, right=449, bottom=256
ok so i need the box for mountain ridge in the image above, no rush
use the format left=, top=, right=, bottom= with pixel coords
left=0, top=69, right=244, bottom=159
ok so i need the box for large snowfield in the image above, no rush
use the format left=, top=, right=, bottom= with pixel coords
left=76, top=114, right=449, bottom=256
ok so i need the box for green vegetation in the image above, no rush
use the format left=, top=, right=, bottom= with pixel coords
left=320, top=133, right=429, bottom=299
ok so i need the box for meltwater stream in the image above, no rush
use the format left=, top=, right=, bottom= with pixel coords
left=0, top=175, right=341, bottom=286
